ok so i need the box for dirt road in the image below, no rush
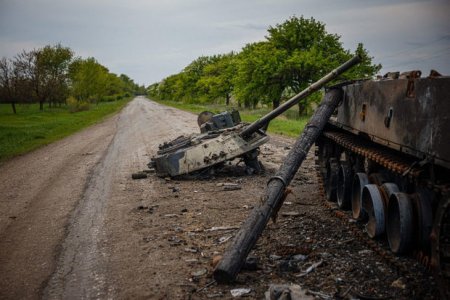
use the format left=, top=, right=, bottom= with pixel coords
left=0, top=97, right=438, bottom=299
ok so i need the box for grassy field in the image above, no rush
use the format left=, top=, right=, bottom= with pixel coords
left=0, top=99, right=131, bottom=162
left=152, top=99, right=310, bottom=138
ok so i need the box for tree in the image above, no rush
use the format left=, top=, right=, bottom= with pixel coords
left=196, top=52, right=236, bottom=105
left=0, top=57, right=24, bottom=113
left=233, top=42, right=287, bottom=109
left=264, top=16, right=380, bottom=114
left=14, top=44, right=73, bottom=110
left=69, top=57, right=108, bottom=103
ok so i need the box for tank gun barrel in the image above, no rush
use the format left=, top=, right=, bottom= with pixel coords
left=240, top=55, right=362, bottom=137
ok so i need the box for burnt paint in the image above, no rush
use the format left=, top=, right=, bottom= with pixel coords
left=335, top=77, right=450, bottom=168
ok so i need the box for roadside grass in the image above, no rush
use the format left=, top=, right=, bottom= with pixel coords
left=151, top=99, right=310, bottom=137
left=0, top=98, right=131, bottom=162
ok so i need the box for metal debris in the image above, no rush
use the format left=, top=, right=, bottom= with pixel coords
left=230, top=288, right=252, bottom=297
left=265, top=284, right=314, bottom=300
left=296, top=260, right=323, bottom=277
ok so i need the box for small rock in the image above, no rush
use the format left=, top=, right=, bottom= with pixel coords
left=280, top=211, right=300, bottom=217
left=391, top=277, right=406, bottom=289
left=132, top=172, right=147, bottom=179
left=164, top=214, right=178, bottom=218
left=278, top=260, right=299, bottom=273
left=184, top=247, right=198, bottom=253
left=223, top=185, right=241, bottom=191
left=191, top=268, right=208, bottom=277
left=320, top=252, right=332, bottom=259
left=358, top=250, right=373, bottom=255
left=168, top=236, right=184, bottom=246
left=265, top=284, right=313, bottom=300
left=172, top=187, right=180, bottom=192
left=205, top=226, right=239, bottom=232
left=217, top=235, right=232, bottom=244
left=181, top=208, right=188, bottom=213
left=243, top=256, right=259, bottom=271
left=335, top=277, right=344, bottom=284
left=291, top=254, right=307, bottom=262
left=206, top=293, right=223, bottom=298
left=216, top=182, right=239, bottom=187
left=269, top=254, right=282, bottom=261
left=230, top=288, right=251, bottom=297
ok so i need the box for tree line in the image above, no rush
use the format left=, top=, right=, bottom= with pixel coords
left=148, top=16, right=382, bottom=115
left=0, top=44, right=145, bottom=114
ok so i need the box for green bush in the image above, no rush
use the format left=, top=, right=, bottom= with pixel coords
left=67, top=96, right=90, bottom=112
left=102, top=95, right=116, bottom=102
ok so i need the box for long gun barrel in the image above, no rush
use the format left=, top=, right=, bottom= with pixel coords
left=240, top=55, right=362, bottom=137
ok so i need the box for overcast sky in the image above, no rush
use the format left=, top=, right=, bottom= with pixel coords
left=1, top=0, right=449, bottom=85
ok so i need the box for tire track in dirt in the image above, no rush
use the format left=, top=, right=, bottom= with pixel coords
left=0, top=109, right=119, bottom=299
left=43, top=97, right=198, bottom=298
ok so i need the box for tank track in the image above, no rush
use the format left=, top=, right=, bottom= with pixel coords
left=322, top=131, right=421, bottom=179
left=317, top=129, right=450, bottom=298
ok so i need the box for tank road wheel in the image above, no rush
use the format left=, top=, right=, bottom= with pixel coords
left=387, top=192, right=414, bottom=254
left=352, top=173, right=369, bottom=220
left=325, top=159, right=339, bottom=202
left=412, top=191, right=433, bottom=250
left=315, top=142, right=331, bottom=180
left=362, top=184, right=386, bottom=238
left=380, top=183, right=400, bottom=205
left=431, top=196, right=450, bottom=299
left=337, top=162, right=352, bottom=209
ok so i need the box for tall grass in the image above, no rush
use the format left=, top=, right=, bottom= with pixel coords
left=0, top=99, right=130, bottom=162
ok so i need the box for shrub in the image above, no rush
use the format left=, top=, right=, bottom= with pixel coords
left=67, top=96, right=90, bottom=112
left=102, top=95, right=116, bottom=102
left=78, top=101, right=90, bottom=111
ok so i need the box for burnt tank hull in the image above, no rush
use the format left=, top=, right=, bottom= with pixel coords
left=331, top=77, right=450, bottom=168
left=316, top=74, right=450, bottom=298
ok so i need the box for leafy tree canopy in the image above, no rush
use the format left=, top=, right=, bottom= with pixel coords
left=149, top=16, right=381, bottom=115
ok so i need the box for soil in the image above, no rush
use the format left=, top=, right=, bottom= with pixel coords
left=0, top=97, right=439, bottom=299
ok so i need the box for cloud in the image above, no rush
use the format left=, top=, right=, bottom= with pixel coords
left=1, top=0, right=449, bottom=84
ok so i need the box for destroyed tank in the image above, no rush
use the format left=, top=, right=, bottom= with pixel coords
left=149, top=109, right=269, bottom=177
left=149, top=56, right=362, bottom=178
left=315, top=71, right=450, bottom=297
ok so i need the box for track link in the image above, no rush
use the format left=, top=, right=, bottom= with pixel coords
left=323, top=131, right=421, bottom=179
